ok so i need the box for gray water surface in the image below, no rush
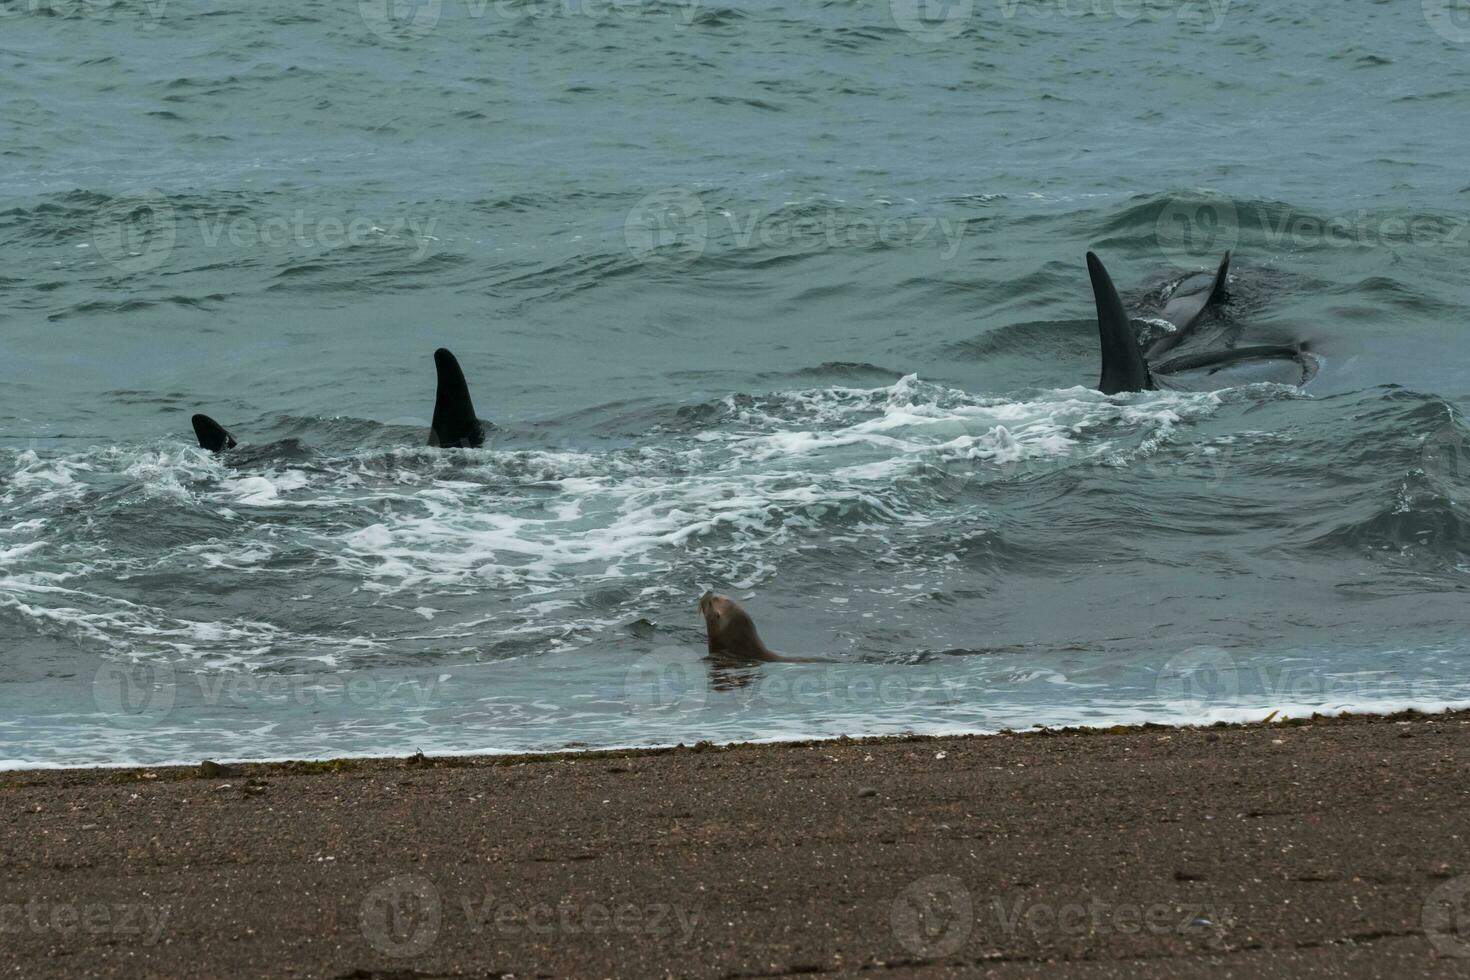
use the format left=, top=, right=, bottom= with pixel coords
left=2, top=0, right=1469, bottom=766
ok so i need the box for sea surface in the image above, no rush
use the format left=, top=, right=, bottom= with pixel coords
left=3, top=0, right=1469, bottom=767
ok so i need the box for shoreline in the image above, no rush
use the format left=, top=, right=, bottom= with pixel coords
left=4, top=702, right=1467, bottom=776
left=5, top=709, right=1470, bottom=976
left=8, top=703, right=1470, bottom=776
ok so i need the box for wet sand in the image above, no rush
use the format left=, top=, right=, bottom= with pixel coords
left=4, top=711, right=1470, bottom=978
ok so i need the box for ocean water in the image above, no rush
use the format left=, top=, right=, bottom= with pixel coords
left=3, top=0, right=1469, bottom=767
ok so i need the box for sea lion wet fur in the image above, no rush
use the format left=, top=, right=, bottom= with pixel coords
left=698, top=592, right=836, bottom=664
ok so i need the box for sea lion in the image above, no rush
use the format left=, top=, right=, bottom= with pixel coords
left=699, top=591, right=783, bottom=662
left=698, top=591, right=838, bottom=663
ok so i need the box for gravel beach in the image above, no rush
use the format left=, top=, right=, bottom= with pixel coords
left=4, top=712, right=1470, bottom=978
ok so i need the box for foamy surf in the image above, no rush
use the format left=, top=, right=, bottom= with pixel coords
left=3, top=378, right=1468, bottom=766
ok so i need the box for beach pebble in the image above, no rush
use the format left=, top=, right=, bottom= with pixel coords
left=199, top=760, right=237, bottom=779
left=857, top=786, right=878, bottom=798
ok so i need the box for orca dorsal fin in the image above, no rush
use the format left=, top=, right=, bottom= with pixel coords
left=1209, top=249, right=1231, bottom=304
left=428, top=347, right=486, bottom=448
left=1153, top=250, right=1232, bottom=353
left=191, top=413, right=237, bottom=453
left=1087, top=252, right=1154, bottom=395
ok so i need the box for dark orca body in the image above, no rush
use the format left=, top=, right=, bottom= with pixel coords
left=189, top=347, right=488, bottom=452
left=1087, top=251, right=1304, bottom=394
left=191, top=414, right=237, bottom=453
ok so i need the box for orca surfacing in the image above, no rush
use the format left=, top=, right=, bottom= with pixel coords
left=189, top=347, right=488, bottom=452
left=1086, top=251, right=1304, bottom=393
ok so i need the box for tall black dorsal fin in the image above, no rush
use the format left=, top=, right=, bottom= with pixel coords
left=1087, top=252, right=1154, bottom=395
left=428, top=347, right=485, bottom=448
left=192, top=414, right=237, bottom=453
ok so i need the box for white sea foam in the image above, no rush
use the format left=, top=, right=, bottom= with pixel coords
left=0, top=377, right=1277, bottom=765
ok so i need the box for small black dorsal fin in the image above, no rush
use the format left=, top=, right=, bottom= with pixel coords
left=428, top=348, right=485, bottom=448
left=1149, top=250, right=1233, bottom=358
left=1209, top=249, right=1231, bottom=304
left=191, top=414, right=238, bottom=453
left=1087, top=252, right=1154, bottom=395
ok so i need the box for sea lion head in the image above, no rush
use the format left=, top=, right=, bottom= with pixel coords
left=698, top=591, right=775, bottom=661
